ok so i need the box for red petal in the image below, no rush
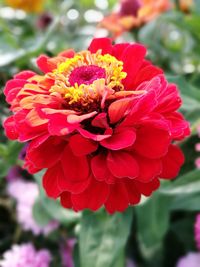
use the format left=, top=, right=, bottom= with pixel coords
left=60, top=192, right=73, bottom=209
left=78, top=128, right=111, bottom=141
left=58, top=170, right=91, bottom=194
left=134, top=178, right=160, bottom=196
left=27, top=137, right=65, bottom=169
left=14, top=70, right=36, bottom=80
left=47, top=113, right=79, bottom=136
left=91, top=113, right=109, bottom=129
left=101, top=127, right=136, bottom=150
left=61, top=145, right=89, bottom=182
left=133, top=124, right=171, bottom=159
left=36, top=55, right=51, bottom=73
left=71, top=178, right=109, bottom=211
left=105, top=182, right=129, bottom=214
left=122, top=44, right=146, bottom=89
left=58, top=49, right=75, bottom=58
left=43, top=164, right=63, bottom=198
left=67, top=111, right=97, bottom=123
left=165, top=112, right=190, bottom=140
left=3, top=116, right=18, bottom=140
left=135, top=155, right=162, bottom=182
left=107, top=151, right=139, bottom=179
left=108, top=97, right=134, bottom=124
left=91, top=154, right=112, bottom=182
left=27, top=134, right=49, bottom=150
left=4, top=79, right=27, bottom=96
left=112, top=43, right=130, bottom=60
left=124, top=179, right=141, bottom=205
left=69, top=134, right=98, bottom=156
left=160, top=144, right=185, bottom=179
left=88, top=38, right=113, bottom=55
left=36, top=55, right=58, bottom=73
left=133, top=65, right=163, bottom=88
left=121, top=91, right=157, bottom=126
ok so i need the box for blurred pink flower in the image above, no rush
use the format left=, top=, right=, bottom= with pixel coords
left=195, top=126, right=200, bottom=169
left=176, top=253, right=200, bottom=267
left=0, top=243, right=51, bottom=267
left=195, top=214, right=200, bottom=250
left=7, top=179, right=59, bottom=235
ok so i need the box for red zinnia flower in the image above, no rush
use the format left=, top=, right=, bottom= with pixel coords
left=4, top=38, right=190, bottom=213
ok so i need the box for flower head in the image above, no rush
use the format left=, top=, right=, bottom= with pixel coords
left=8, top=179, right=59, bottom=235
left=4, top=38, right=189, bottom=213
left=99, top=0, right=171, bottom=38
left=176, top=253, right=200, bottom=267
left=5, top=0, right=44, bottom=13
left=0, top=243, right=51, bottom=267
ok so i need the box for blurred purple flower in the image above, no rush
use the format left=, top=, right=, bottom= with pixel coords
left=176, top=253, right=200, bottom=267
left=126, top=259, right=137, bottom=267
left=7, top=179, right=59, bottom=235
left=0, top=243, right=51, bottom=267
left=6, top=166, right=22, bottom=182
left=60, top=239, right=76, bottom=267
left=195, top=214, right=200, bottom=250
left=6, top=144, right=27, bottom=182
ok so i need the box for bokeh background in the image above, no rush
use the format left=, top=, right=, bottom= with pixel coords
left=0, top=0, right=200, bottom=266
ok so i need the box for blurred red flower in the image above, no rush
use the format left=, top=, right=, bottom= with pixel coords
left=99, top=0, right=171, bottom=38
left=4, top=38, right=190, bottom=213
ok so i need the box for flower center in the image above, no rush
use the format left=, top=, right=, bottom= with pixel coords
left=49, top=51, right=128, bottom=111
left=69, top=65, right=106, bottom=86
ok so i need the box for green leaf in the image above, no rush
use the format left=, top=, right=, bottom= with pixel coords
left=171, top=192, right=200, bottom=211
left=34, top=172, right=81, bottom=226
left=79, top=208, right=133, bottom=267
left=160, top=169, right=200, bottom=195
left=136, top=192, right=171, bottom=258
left=0, top=158, right=9, bottom=179
left=32, top=198, right=52, bottom=227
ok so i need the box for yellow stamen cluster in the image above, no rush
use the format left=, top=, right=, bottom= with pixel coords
left=49, top=50, right=127, bottom=107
